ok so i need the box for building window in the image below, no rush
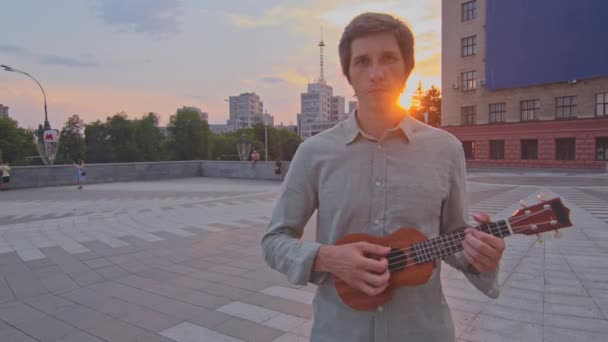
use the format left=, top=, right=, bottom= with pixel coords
left=489, top=140, right=505, bottom=160
left=556, top=96, right=576, bottom=119
left=521, top=139, right=538, bottom=160
left=462, top=1, right=477, bottom=21
left=521, top=100, right=540, bottom=121
left=489, top=103, right=506, bottom=123
left=462, top=141, right=475, bottom=159
left=556, top=138, right=576, bottom=161
left=461, top=106, right=476, bottom=125
left=461, top=71, right=476, bottom=90
left=461, top=35, right=477, bottom=57
left=597, top=93, right=608, bottom=116
left=597, top=137, right=608, bottom=161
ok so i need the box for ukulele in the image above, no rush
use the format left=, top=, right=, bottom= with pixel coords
left=334, top=196, right=573, bottom=311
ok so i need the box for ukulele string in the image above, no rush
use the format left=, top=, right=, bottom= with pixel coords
left=387, top=219, right=556, bottom=271
left=383, top=208, right=550, bottom=264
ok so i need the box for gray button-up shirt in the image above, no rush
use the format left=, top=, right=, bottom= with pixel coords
left=262, top=112, right=500, bottom=342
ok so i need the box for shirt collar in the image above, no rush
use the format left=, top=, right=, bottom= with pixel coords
left=343, top=108, right=414, bottom=145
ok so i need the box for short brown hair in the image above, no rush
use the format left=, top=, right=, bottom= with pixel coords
left=338, top=12, right=415, bottom=83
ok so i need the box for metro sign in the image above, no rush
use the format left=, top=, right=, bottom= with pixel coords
left=43, top=129, right=59, bottom=142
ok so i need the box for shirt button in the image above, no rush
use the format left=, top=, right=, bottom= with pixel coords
left=375, top=181, right=382, bottom=187
left=377, top=305, right=383, bottom=312
left=374, top=219, right=380, bottom=224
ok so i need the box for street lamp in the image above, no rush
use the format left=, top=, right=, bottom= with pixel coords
left=1, top=65, right=50, bottom=130
left=236, top=133, right=251, bottom=161
left=1, top=65, right=58, bottom=164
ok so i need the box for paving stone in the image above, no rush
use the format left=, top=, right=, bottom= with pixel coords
left=161, top=321, right=244, bottom=342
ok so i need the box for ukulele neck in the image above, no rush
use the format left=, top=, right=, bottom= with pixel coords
left=410, top=220, right=511, bottom=265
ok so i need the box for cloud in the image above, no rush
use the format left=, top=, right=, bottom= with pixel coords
left=40, top=55, right=100, bottom=68
left=415, top=51, right=441, bottom=77
left=259, top=70, right=309, bottom=86
left=0, top=44, right=100, bottom=68
left=224, top=0, right=366, bottom=29
left=93, top=0, right=182, bottom=37
left=261, top=77, right=285, bottom=84
left=0, top=44, right=29, bottom=55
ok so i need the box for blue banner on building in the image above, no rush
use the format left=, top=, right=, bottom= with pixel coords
left=485, top=0, right=608, bottom=90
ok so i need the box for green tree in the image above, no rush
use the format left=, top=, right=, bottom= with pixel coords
left=421, top=86, right=441, bottom=127
left=134, top=112, right=164, bottom=161
left=57, top=114, right=85, bottom=163
left=0, top=117, right=38, bottom=164
left=408, top=81, right=425, bottom=122
left=167, top=108, right=209, bottom=160
left=84, top=120, right=112, bottom=163
left=106, top=113, right=140, bottom=162
left=209, top=133, right=239, bottom=160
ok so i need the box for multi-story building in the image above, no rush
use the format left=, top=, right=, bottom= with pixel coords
left=441, top=0, right=608, bottom=170
left=209, top=124, right=231, bottom=134
left=254, top=111, right=275, bottom=127
left=297, top=33, right=349, bottom=139
left=348, top=101, right=358, bottom=115
left=227, top=92, right=263, bottom=130
left=0, top=104, right=9, bottom=119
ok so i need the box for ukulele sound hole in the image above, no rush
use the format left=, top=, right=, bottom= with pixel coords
left=387, top=248, right=407, bottom=273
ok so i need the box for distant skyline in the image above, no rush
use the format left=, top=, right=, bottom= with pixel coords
left=0, top=0, right=440, bottom=129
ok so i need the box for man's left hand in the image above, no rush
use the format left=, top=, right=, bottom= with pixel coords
left=462, top=212, right=505, bottom=273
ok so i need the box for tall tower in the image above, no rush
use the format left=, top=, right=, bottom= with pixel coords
left=317, top=26, right=326, bottom=85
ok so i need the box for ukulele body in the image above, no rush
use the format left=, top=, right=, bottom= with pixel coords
left=334, top=227, right=435, bottom=311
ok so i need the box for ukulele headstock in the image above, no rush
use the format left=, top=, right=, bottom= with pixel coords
left=510, top=197, right=572, bottom=237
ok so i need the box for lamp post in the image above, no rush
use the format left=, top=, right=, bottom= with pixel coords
left=263, top=115, right=268, bottom=162
left=236, top=133, right=251, bottom=161
left=1, top=65, right=58, bottom=164
left=1, top=65, right=50, bottom=130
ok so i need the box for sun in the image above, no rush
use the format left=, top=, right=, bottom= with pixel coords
left=399, top=91, right=412, bottom=109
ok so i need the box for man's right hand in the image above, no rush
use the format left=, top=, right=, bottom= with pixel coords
left=314, top=242, right=391, bottom=296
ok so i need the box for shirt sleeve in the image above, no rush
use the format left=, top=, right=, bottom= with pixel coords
left=261, top=142, right=327, bottom=286
left=440, top=143, right=500, bottom=299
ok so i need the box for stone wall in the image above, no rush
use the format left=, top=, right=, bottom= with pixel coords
left=200, top=161, right=289, bottom=180
left=7, top=161, right=290, bottom=189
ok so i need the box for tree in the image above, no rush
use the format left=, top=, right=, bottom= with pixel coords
left=408, top=81, right=425, bottom=122
left=167, top=108, right=209, bottom=160
left=134, top=112, right=164, bottom=161
left=421, top=86, right=441, bottom=127
left=57, top=114, right=85, bottom=163
left=106, top=113, right=140, bottom=162
left=84, top=120, right=112, bottom=163
left=0, top=117, right=38, bottom=164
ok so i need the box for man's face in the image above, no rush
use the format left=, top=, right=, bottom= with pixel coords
left=348, top=32, right=408, bottom=109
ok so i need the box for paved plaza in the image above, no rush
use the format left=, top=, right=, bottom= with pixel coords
left=0, top=173, right=607, bottom=341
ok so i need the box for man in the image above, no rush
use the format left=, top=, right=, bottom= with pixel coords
left=261, top=13, right=505, bottom=341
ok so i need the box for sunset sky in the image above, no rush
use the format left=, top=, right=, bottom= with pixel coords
left=0, top=0, right=441, bottom=129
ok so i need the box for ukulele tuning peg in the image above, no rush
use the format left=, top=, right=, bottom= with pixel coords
left=536, top=234, right=544, bottom=244
left=554, top=229, right=562, bottom=239
left=520, top=200, right=529, bottom=208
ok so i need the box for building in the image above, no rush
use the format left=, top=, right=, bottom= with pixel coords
left=0, top=104, right=8, bottom=119
left=253, top=110, right=275, bottom=127
left=227, top=92, right=263, bottom=130
left=441, top=0, right=608, bottom=170
left=209, top=124, right=231, bottom=134
left=297, top=31, right=349, bottom=139
left=348, top=100, right=358, bottom=115
left=158, top=127, right=170, bottom=137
